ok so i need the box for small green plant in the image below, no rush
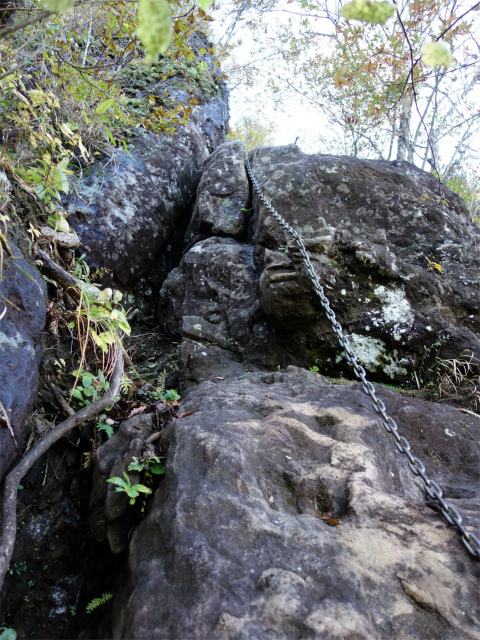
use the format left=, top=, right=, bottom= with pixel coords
left=96, top=414, right=114, bottom=438
left=70, top=369, right=109, bottom=406
left=310, top=366, right=319, bottom=372
left=163, top=389, right=181, bottom=402
left=0, top=629, right=17, bottom=640
left=8, top=561, right=27, bottom=576
left=86, top=593, right=113, bottom=613
left=128, top=455, right=165, bottom=478
left=107, top=472, right=152, bottom=505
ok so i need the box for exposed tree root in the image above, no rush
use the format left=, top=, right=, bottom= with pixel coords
left=0, top=349, right=124, bottom=596
left=33, top=246, right=100, bottom=297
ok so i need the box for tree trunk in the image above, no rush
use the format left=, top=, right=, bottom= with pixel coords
left=396, top=109, right=411, bottom=162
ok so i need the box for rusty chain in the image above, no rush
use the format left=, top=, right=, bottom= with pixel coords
left=245, top=154, right=480, bottom=560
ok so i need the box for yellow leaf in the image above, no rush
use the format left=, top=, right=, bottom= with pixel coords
left=59, top=122, right=75, bottom=139
left=90, top=329, right=109, bottom=353
left=421, top=41, right=452, bottom=68
left=28, top=89, right=46, bottom=107
left=137, top=0, right=172, bottom=62
left=99, top=331, right=116, bottom=345
left=340, top=0, right=394, bottom=25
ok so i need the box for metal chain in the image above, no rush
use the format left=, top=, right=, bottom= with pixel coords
left=245, top=155, right=480, bottom=560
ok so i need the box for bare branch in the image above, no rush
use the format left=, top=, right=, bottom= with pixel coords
left=0, top=10, right=55, bottom=40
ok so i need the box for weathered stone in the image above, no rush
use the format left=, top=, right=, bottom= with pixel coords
left=159, top=236, right=257, bottom=348
left=185, top=140, right=250, bottom=243
left=90, top=413, right=155, bottom=554
left=0, top=242, right=46, bottom=481
left=68, top=99, right=227, bottom=300
left=160, top=142, right=480, bottom=384
left=113, top=367, right=480, bottom=639
left=247, top=145, right=480, bottom=379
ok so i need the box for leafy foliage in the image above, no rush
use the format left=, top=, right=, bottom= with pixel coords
left=128, top=454, right=166, bottom=477
left=137, top=0, right=172, bottom=61
left=86, top=592, right=113, bottom=613
left=340, top=0, right=394, bottom=26
left=107, top=471, right=152, bottom=504
left=421, top=41, right=452, bottom=68
left=0, top=0, right=220, bottom=217
left=0, top=629, right=16, bottom=640
left=227, top=113, right=275, bottom=150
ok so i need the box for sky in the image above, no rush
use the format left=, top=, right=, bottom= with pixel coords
left=210, top=2, right=333, bottom=153
left=210, top=0, right=480, bottom=167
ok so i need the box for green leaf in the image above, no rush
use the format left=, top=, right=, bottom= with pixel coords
left=46, top=0, right=75, bottom=12
left=149, top=463, right=165, bottom=475
left=197, top=0, right=214, bottom=9
left=421, top=41, right=452, bottom=68
left=128, top=460, right=144, bottom=472
left=96, top=98, right=115, bottom=114
left=107, top=476, right=128, bottom=488
left=137, top=0, right=172, bottom=62
left=121, top=139, right=132, bottom=157
left=47, top=214, right=70, bottom=232
left=131, top=484, right=152, bottom=495
left=98, top=422, right=114, bottom=438
left=0, top=630, right=17, bottom=640
left=71, top=388, right=84, bottom=401
left=339, top=0, right=394, bottom=25
left=105, top=127, right=116, bottom=146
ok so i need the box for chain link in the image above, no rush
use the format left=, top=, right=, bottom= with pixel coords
left=245, top=155, right=480, bottom=561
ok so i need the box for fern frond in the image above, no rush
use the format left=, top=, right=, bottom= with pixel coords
left=86, top=592, right=113, bottom=613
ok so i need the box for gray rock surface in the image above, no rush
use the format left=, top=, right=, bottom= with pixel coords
left=0, top=242, right=46, bottom=480
left=185, top=140, right=250, bottom=243
left=248, top=145, right=480, bottom=379
left=68, top=36, right=229, bottom=302
left=110, top=367, right=480, bottom=639
left=160, top=235, right=257, bottom=349
left=162, top=142, right=480, bottom=384
left=68, top=95, right=228, bottom=300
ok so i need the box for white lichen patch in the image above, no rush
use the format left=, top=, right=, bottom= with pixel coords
left=373, top=285, right=414, bottom=341
left=346, top=334, right=408, bottom=378
left=0, top=330, right=35, bottom=357
left=0, top=330, right=26, bottom=350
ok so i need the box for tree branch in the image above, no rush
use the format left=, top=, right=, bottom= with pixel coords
left=0, top=10, right=55, bottom=40
left=0, top=348, right=124, bottom=593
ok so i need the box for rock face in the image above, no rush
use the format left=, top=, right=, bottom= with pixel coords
left=185, top=140, right=250, bottom=243
left=248, top=145, right=480, bottom=379
left=110, top=368, right=480, bottom=639
left=161, top=142, right=480, bottom=383
left=84, top=143, right=480, bottom=639
left=68, top=36, right=228, bottom=302
left=0, top=242, right=46, bottom=480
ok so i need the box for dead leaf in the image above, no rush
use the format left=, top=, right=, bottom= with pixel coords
left=315, top=511, right=342, bottom=526
left=128, top=405, right=147, bottom=418
left=176, top=411, right=193, bottom=418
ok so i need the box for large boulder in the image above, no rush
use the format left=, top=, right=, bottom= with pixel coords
left=248, top=145, right=480, bottom=379
left=68, top=36, right=229, bottom=303
left=110, top=367, right=480, bottom=639
left=68, top=97, right=228, bottom=301
left=160, top=142, right=480, bottom=383
left=0, top=242, right=46, bottom=480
